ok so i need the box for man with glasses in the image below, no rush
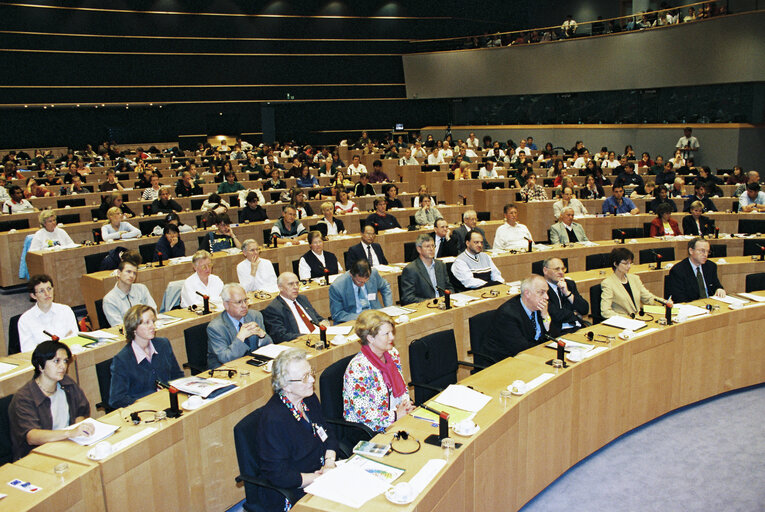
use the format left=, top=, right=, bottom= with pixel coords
left=400, top=233, right=455, bottom=305
left=666, top=237, right=725, bottom=303
left=329, top=260, right=392, bottom=323
left=207, top=283, right=272, bottom=369
left=263, top=272, right=329, bottom=343
left=18, top=274, right=78, bottom=352
left=542, top=258, right=589, bottom=336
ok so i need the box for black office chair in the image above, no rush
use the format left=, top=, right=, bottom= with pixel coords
left=585, top=252, right=612, bottom=270
left=90, top=208, right=102, bottom=221
left=408, top=330, right=483, bottom=405
left=743, top=239, right=765, bottom=258
left=183, top=322, right=210, bottom=375
left=7, top=315, right=21, bottom=355
left=638, top=248, right=675, bottom=265
left=57, top=197, right=86, bottom=208
left=191, top=198, right=205, bottom=210
left=0, top=219, right=30, bottom=232
left=94, top=299, right=110, bottom=330
left=291, top=259, right=300, bottom=276
left=589, top=284, right=604, bottom=324
left=138, top=243, right=157, bottom=264
left=318, top=355, right=375, bottom=458
left=234, top=407, right=301, bottom=512
left=95, top=358, right=115, bottom=413
left=311, top=223, right=328, bottom=238
left=138, top=219, right=164, bottom=236
left=738, top=219, right=765, bottom=234
left=481, top=181, right=505, bottom=189
left=198, top=235, right=209, bottom=251
left=745, top=272, right=765, bottom=293
left=446, top=261, right=466, bottom=293
left=664, top=275, right=671, bottom=300
left=468, top=310, right=500, bottom=372
left=532, top=257, right=568, bottom=276
left=409, top=215, right=417, bottom=227
left=91, top=228, right=103, bottom=244
left=476, top=211, right=491, bottom=222
left=643, top=222, right=653, bottom=237
left=84, top=251, right=109, bottom=274
left=262, top=228, right=273, bottom=245
left=403, top=242, right=417, bottom=263
left=56, top=213, right=80, bottom=225
left=0, top=394, right=14, bottom=466
left=612, top=228, right=644, bottom=240
left=272, top=262, right=279, bottom=276
left=228, top=194, right=240, bottom=207
left=142, top=204, right=153, bottom=216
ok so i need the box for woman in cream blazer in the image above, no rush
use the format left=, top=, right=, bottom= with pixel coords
left=601, top=247, right=673, bottom=318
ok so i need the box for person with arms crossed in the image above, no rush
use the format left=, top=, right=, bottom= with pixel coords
left=102, top=260, right=157, bottom=327
left=18, top=274, right=77, bottom=353
left=329, top=260, right=392, bottom=323
left=365, top=198, right=401, bottom=231
left=207, top=283, right=272, bottom=369
left=542, top=258, right=589, bottom=336
left=666, top=237, right=725, bottom=302
left=452, top=230, right=503, bottom=289
left=738, top=182, right=765, bottom=212
left=400, top=233, right=455, bottom=305
left=549, top=207, right=589, bottom=244
left=262, top=272, right=329, bottom=344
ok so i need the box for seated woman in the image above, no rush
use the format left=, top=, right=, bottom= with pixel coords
left=208, top=212, right=242, bottom=252
left=296, top=165, right=319, bottom=189
left=682, top=200, right=715, bottom=236
left=262, top=167, right=286, bottom=190
left=412, top=184, right=435, bottom=208
left=109, top=305, right=184, bottom=409
left=298, top=231, right=342, bottom=280
left=9, top=340, right=92, bottom=460
left=30, top=210, right=76, bottom=251
left=601, top=248, right=673, bottom=319
left=383, top=184, right=403, bottom=209
left=343, top=310, right=415, bottom=432
left=237, top=239, right=278, bottom=293
left=254, top=349, right=337, bottom=511
left=101, top=206, right=141, bottom=241
left=153, top=223, right=186, bottom=260
left=329, top=170, right=351, bottom=190
left=290, top=188, right=314, bottom=218
left=649, top=203, right=681, bottom=237
left=334, top=188, right=357, bottom=214
left=648, top=185, right=677, bottom=214
left=238, top=191, right=268, bottom=223
left=414, top=195, right=443, bottom=226
left=98, top=192, right=135, bottom=220
left=317, top=201, right=345, bottom=235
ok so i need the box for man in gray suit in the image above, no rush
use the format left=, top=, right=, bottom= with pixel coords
left=549, top=207, right=589, bottom=244
left=400, top=233, right=455, bottom=305
left=329, top=260, right=393, bottom=323
left=206, top=283, right=272, bottom=369
left=451, top=209, right=490, bottom=252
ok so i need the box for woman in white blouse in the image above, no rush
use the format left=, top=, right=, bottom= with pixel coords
left=669, top=149, right=686, bottom=169
left=236, top=239, right=278, bottom=293
left=101, top=207, right=141, bottom=241
left=334, top=189, right=358, bottom=214
left=30, top=210, right=76, bottom=251
left=601, top=151, right=620, bottom=169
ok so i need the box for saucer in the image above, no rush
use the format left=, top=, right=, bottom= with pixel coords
left=451, top=424, right=480, bottom=437
left=181, top=398, right=206, bottom=411
left=87, top=447, right=112, bottom=461
left=385, top=488, right=416, bottom=505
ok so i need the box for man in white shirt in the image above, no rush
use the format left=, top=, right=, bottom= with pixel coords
left=280, top=143, right=296, bottom=160
left=18, top=274, right=78, bottom=352
left=494, top=203, right=534, bottom=251
left=561, top=15, right=578, bottom=37
left=572, top=149, right=591, bottom=169
left=478, top=160, right=499, bottom=179
left=412, top=142, right=427, bottom=159
left=141, top=175, right=162, bottom=201
left=486, top=142, right=505, bottom=160
left=427, top=146, right=445, bottom=165
left=466, top=132, right=480, bottom=149
left=346, top=154, right=367, bottom=175
left=237, top=239, right=278, bottom=293
left=398, top=148, right=419, bottom=166
left=180, top=250, right=224, bottom=308
left=515, top=139, right=531, bottom=156
left=676, top=127, right=700, bottom=163
left=102, top=260, right=157, bottom=327
left=440, top=142, right=454, bottom=160
left=553, top=187, right=588, bottom=219
left=29, top=210, right=76, bottom=251
left=2, top=185, right=35, bottom=214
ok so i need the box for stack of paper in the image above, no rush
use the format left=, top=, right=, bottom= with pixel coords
left=252, top=344, right=293, bottom=358
left=675, top=304, right=709, bottom=318
left=67, top=418, right=119, bottom=446
left=738, top=293, right=765, bottom=302
left=546, top=339, right=594, bottom=352
left=449, top=293, right=478, bottom=306
left=305, top=463, right=390, bottom=508
left=525, top=373, right=555, bottom=391
left=710, top=295, right=748, bottom=307
left=602, top=315, right=646, bottom=331
left=378, top=305, right=416, bottom=316
left=433, top=385, right=491, bottom=413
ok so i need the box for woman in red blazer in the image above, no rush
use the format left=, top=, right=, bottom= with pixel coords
left=649, top=203, right=681, bottom=236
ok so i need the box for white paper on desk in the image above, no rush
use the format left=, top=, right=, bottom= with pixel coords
left=579, top=241, right=599, bottom=247
left=602, top=315, right=646, bottom=331
left=384, top=227, right=408, bottom=233
left=326, top=325, right=353, bottom=335
left=169, top=256, right=193, bottom=264
left=738, top=293, right=765, bottom=303
left=67, top=418, right=119, bottom=446
left=305, top=463, right=390, bottom=508
left=525, top=373, right=555, bottom=391
left=710, top=295, right=748, bottom=306
left=631, top=327, right=660, bottom=338
left=433, top=384, right=492, bottom=413
left=154, top=314, right=184, bottom=328
left=583, top=347, right=608, bottom=359
left=252, top=344, right=292, bottom=358
left=79, top=330, right=119, bottom=340
left=373, top=264, right=401, bottom=273
left=0, top=361, right=19, bottom=374
left=310, top=274, right=340, bottom=285
left=675, top=304, right=709, bottom=318
left=546, top=339, right=594, bottom=352
left=449, top=293, right=478, bottom=306
left=437, top=256, right=457, bottom=263
left=378, top=305, right=416, bottom=316
left=533, top=244, right=552, bottom=251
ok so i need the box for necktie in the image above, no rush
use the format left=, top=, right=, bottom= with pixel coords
left=438, top=237, right=445, bottom=256
left=293, top=300, right=316, bottom=332
left=358, top=286, right=370, bottom=312
left=558, top=287, right=566, bottom=307
left=238, top=321, right=243, bottom=332
left=696, top=267, right=707, bottom=298
left=530, top=311, right=541, bottom=340
left=366, top=244, right=373, bottom=263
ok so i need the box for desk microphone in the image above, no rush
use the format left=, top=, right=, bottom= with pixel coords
left=436, top=287, right=451, bottom=309
left=323, top=268, right=330, bottom=286
left=543, top=334, right=568, bottom=367
left=196, top=291, right=210, bottom=314
left=155, top=380, right=182, bottom=418
left=654, top=298, right=673, bottom=325
left=524, top=237, right=533, bottom=253
left=756, top=243, right=765, bottom=262
left=43, top=330, right=59, bottom=342
left=156, top=251, right=164, bottom=267
left=619, top=230, right=626, bottom=244
left=649, top=249, right=663, bottom=269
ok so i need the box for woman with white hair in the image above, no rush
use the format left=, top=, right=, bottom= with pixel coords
left=29, top=210, right=76, bottom=251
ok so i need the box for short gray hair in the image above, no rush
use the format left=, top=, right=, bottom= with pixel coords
left=271, top=348, right=309, bottom=393
left=415, top=233, right=434, bottom=247
left=520, top=274, right=545, bottom=295
left=221, top=283, right=245, bottom=302
left=241, top=238, right=258, bottom=251
left=561, top=206, right=575, bottom=215
left=277, top=271, right=298, bottom=287
left=463, top=209, right=477, bottom=220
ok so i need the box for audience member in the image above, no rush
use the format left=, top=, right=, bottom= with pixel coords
left=666, top=238, right=725, bottom=302
left=602, top=185, right=639, bottom=214
left=601, top=247, right=670, bottom=318
left=102, top=260, right=157, bottom=327
left=262, top=272, right=328, bottom=343
left=298, top=231, right=343, bottom=280
left=271, top=205, right=307, bottom=239
left=365, top=198, right=401, bottom=231
left=29, top=210, right=76, bottom=251
left=180, top=250, right=224, bottom=309
left=400, top=233, right=454, bottom=305
left=542, top=258, right=589, bottom=336
left=346, top=224, right=388, bottom=268
left=550, top=207, right=589, bottom=244
left=649, top=203, right=681, bottom=237
left=452, top=210, right=490, bottom=251
left=452, top=230, right=503, bottom=289
left=329, top=260, right=392, bottom=323
left=494, top=203, right=533, bottom=251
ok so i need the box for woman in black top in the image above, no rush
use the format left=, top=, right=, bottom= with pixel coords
left=384, top=184, right=403, bottom=209
left=239, top=191, right=268, bottom=223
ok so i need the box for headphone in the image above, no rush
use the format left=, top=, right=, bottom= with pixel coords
left=481, top=290, right=500, bottom=299
left=130, top=410, right=158, bottom=424
left=391, top=430, right=421, bottom=455
left=208, top=368, right=237, bottom=378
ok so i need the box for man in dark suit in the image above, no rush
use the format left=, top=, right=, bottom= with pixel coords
left=682, top=183, right=717, bottom=212
left=666, top=237, right=725, bottom=303
left=262, top=272, right=328, bottom=343
left=345, top=224, right=388, bottom=269
left=451, top=209, right=490, bottom=252
left=400, top=233, right=454, bottom=305
left=541, top=257, right=589, bottom=336
left=484, top=275, right=551, bottom=362
left=432, top=218, right=459, bottom=258
left=207, top=283, right=272, bottom=369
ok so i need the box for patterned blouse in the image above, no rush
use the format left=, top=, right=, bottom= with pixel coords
left=342, top=348, right=407, bottom=432
left=521, top=183, right=548, bottom=202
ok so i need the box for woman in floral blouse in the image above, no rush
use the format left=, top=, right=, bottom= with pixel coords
left=342, top=310, right=415, bottom=432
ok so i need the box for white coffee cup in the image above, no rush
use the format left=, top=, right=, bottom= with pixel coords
left=392, top=482, right=414, bottom=501
left=456, top=419, right=476, bottom=434
left=509, top=380, right=526, bottom=394
left=93, top=441, right=112, bottom=459
left=186, top=395, right=204, bottom=408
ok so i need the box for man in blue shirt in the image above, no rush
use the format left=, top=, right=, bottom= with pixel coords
left=329, top=260, right=392, bottom=323
left=739, top=182, right=765, bottom=213
left=602, top=185, right=639, bottom=215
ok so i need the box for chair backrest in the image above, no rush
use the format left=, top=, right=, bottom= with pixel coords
left=403, top=242, right=417, bottom=263
left=84, top=251, right=109, bottom=273
left=319, top=354, right=356, bottom=424
left=190, top=198, right=206, bottom=210
left=638, top=247, right=675, bottom=264
left=311, top=223, right=328, bottom=238
left=262, top=228, right=272, bottom=245
left=531, top=257, right=568, bottom=276
left=446, top=261, right=466, bottom=293
left=90, top=208, right=102, bottom=221
left=233, top=407, right=265, bottom=512
left=643, top=222, right=653, bottom=237
left=291, top=259, right=300, bottom=276
left=743, top=239, right=765, bottom=257
left=138, top=219, right=164, bottom=236
left=476, top=211, right=491, bottom=222
left=138, top=243, right=157, bottom=264
left=738, top=219, right=765, bottom=235
left=0, top=394, right=14, bottom=466
left=590, top=284, right=604, bottom=324
left=57, top=197, right=86, bottom=208
left=408, top=215, right=416, bottom=227
left=142, top=204, right=153, bottom=216
left=7, top=315, right=21, bottom=355
left=94, top=299, right=110, bottom=330
left=745, top=272, right=765, bottom=293
left=709, top=244, right=727, bottom=258
left=0, top=219, right=30, bottom=232
left=408, top=330, right=459, bottom=404
left=56, top=213, right=80, bottom=225
left=612, top=227, right=644, bottom=239
left=184, top=322, right=210, bottom=374
left=585, top=252, right=612, bottom=270
left=95, top=358, right=114, bottom=413
left=468, top=310, right=497, bottom=370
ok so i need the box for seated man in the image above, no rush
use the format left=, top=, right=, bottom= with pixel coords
left=18, top=274, right=78, bottom=353
left=365, top=199, right=401, bottom=231
left=175, top=171, right=203, bottom=197
left=270, top=205, right=307, bottom=239
left=346, top=224, right=388, bottom=268
left=682, top=183, right=717, bottom=212
left=329, top=260, right=392, bottom=323
left=180, top=250, right=224, bottom=309
left=400, top=233, right=454, bottom=305
left=613, top=162, right=645, bottom=195
left=549, top=207, right=589, bottom=244
left=542, top=258, right=589, bottom=336
left=2, top=185, right=35, bottom=214
left=353, top=173, right=375, bottom=196
left=738, top=182, right=765, bottom=213
left=102, top=260, right=157, bottom=327
left=484, top=275, right=551, bottom=361
left=494, top=203, right=533, bottom=251
left=452, top=230, right=503, bottom=289
left=262, top=272, right=329, bottom=343
left=432, top=218, right=459, bottom=258
left=666, top=237, right=725, bottom=302
left=207, top=283, right=272, bottom=369
left=452, top=209, right=490, bottom=251
left=602, top=185, right=639, bottom=215
left=217, top=171, right=245, bottom=194
left=552, top=187, right=588, bottom=219
left=298, top=231, right=343, bottom=280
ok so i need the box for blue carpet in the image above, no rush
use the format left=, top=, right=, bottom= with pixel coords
left=521, top=385, right=765, bottom=512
